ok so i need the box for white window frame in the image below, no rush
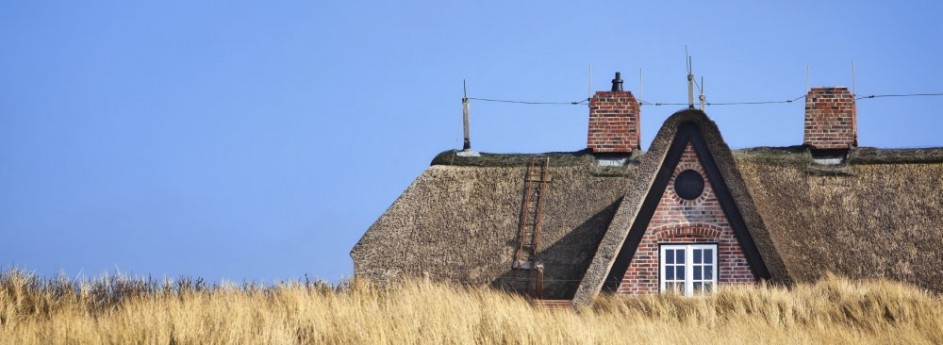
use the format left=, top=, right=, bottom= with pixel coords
left=659, top=244, right=718, bottom=296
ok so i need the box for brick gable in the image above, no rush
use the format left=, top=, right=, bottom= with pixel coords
left=617, top=143, right=755, bottom=294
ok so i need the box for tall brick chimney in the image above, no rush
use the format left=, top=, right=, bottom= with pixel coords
left=804, top=87, right=857, bottom=150
left=588, top=72, right=640, bottom=153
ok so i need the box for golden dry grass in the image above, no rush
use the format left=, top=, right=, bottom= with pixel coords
left=1, top=269, right=941, bottom=345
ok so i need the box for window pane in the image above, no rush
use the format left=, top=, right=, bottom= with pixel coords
left=660, top=245, right=718, bottom=296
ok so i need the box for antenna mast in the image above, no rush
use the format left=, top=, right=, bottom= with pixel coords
left=462, top=80, right=471, bottom=151
left=699, top=76, right=706, bottom=111
left=639, top=68, right=643, bottom=108
left=852, top=60, right=856, bottom=96
left=806, top=65, right=810, bottom=91
left=686, top=47, right=694, bottom=109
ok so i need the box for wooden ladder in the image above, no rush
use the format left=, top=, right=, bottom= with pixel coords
left=512, top=157, right=551, bottom=298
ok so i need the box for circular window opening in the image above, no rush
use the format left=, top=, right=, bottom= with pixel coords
left=674, top=170, right=704, bottom=200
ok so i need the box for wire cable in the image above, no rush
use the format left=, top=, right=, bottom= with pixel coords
left=468, top=97, right=590, bottom=105
left=638, top=100, right=687, bottom=106
left=707, top=94, right=807, bottom=106
left=856, top=92, right=943, bottom=100
left=467, top=92, right=943, bottom=108
left=639, top=94, right=806, bottom=107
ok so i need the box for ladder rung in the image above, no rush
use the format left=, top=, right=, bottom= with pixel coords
left=513, top=260, right=535, bottom=269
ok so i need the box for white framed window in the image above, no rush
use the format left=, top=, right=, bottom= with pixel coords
left=660, top=244, right=717, bottom=295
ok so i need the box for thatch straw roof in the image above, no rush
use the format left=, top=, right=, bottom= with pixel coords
left=353, top=109, right=943, bottom=303
left=735, top=149, right=943, bottom=292
left=351, top=154, right=638, bottom=299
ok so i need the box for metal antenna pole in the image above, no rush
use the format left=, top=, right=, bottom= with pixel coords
left=852, top=60, right=856, bottom=96
left=639, top=68, right=643, bottom=108
left=462, top=80, right=471, bottom=151
left=699, top=76, right=706, bottom=111
left=687, top=55, right=695, bottom=109
left=806, top=65, right=810, bottom=91
left=588, top=64, right=592, bottom=102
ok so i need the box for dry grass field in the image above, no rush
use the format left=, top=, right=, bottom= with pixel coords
left=1, top=269, right=941, bottom=345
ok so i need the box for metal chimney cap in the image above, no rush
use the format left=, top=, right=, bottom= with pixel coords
left=611, top=72, right=624, bottom=92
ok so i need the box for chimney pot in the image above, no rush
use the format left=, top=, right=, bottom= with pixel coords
left=611, top=72, right=624, bottom=92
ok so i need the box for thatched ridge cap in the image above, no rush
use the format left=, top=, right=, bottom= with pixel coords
left=430, top=146, right=943, bottom=168
left=848, top=146, right=943, bottom=164
left=729, top=146, right=943, bottom=164
left=430, top=149, right=644, bottom=167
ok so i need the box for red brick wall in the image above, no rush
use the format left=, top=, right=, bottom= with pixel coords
left=804, top=87, right=857, bottom=149
left=617, top=143, right=755, bottom=294
left=587, top=91, right=640, bottom=153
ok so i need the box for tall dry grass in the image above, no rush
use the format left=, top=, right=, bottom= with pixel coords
left=1, top=269, right=941, bottom=345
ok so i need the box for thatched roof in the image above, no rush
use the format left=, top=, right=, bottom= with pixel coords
left=351, top=153, right=638, bottom=299
left=734, top=149, right=943, bottom=292
left=354, top=109, right=943, bottom=304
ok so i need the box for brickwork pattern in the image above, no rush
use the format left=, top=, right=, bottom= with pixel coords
left=617, top=143, right=755, bottom=294
left=587, top=91, right=640, bottom=153
left=804, top=87, right=857, bottom=149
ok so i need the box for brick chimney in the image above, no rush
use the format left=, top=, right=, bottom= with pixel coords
left=588, top=72, right=640, bottom=153
left=804, top=87, right=857, bottom=150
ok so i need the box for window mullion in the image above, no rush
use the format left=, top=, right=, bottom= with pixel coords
left=659, top=246, right=665, bottom=293
left=684, top=246, right=693, bottom=296
left=712, top=246, right=718, bottom=286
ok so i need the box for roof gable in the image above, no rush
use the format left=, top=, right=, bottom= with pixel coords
left=573, top=109, right=789, bottom=305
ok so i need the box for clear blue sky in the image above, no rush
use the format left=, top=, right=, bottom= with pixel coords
left=2, top=1, right=941, bottom=283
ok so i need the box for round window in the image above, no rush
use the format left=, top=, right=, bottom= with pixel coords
left=674, top=170, right=704, bottom=200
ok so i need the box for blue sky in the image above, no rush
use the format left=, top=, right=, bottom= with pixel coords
left=1, top=1, right=941, bottom=283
